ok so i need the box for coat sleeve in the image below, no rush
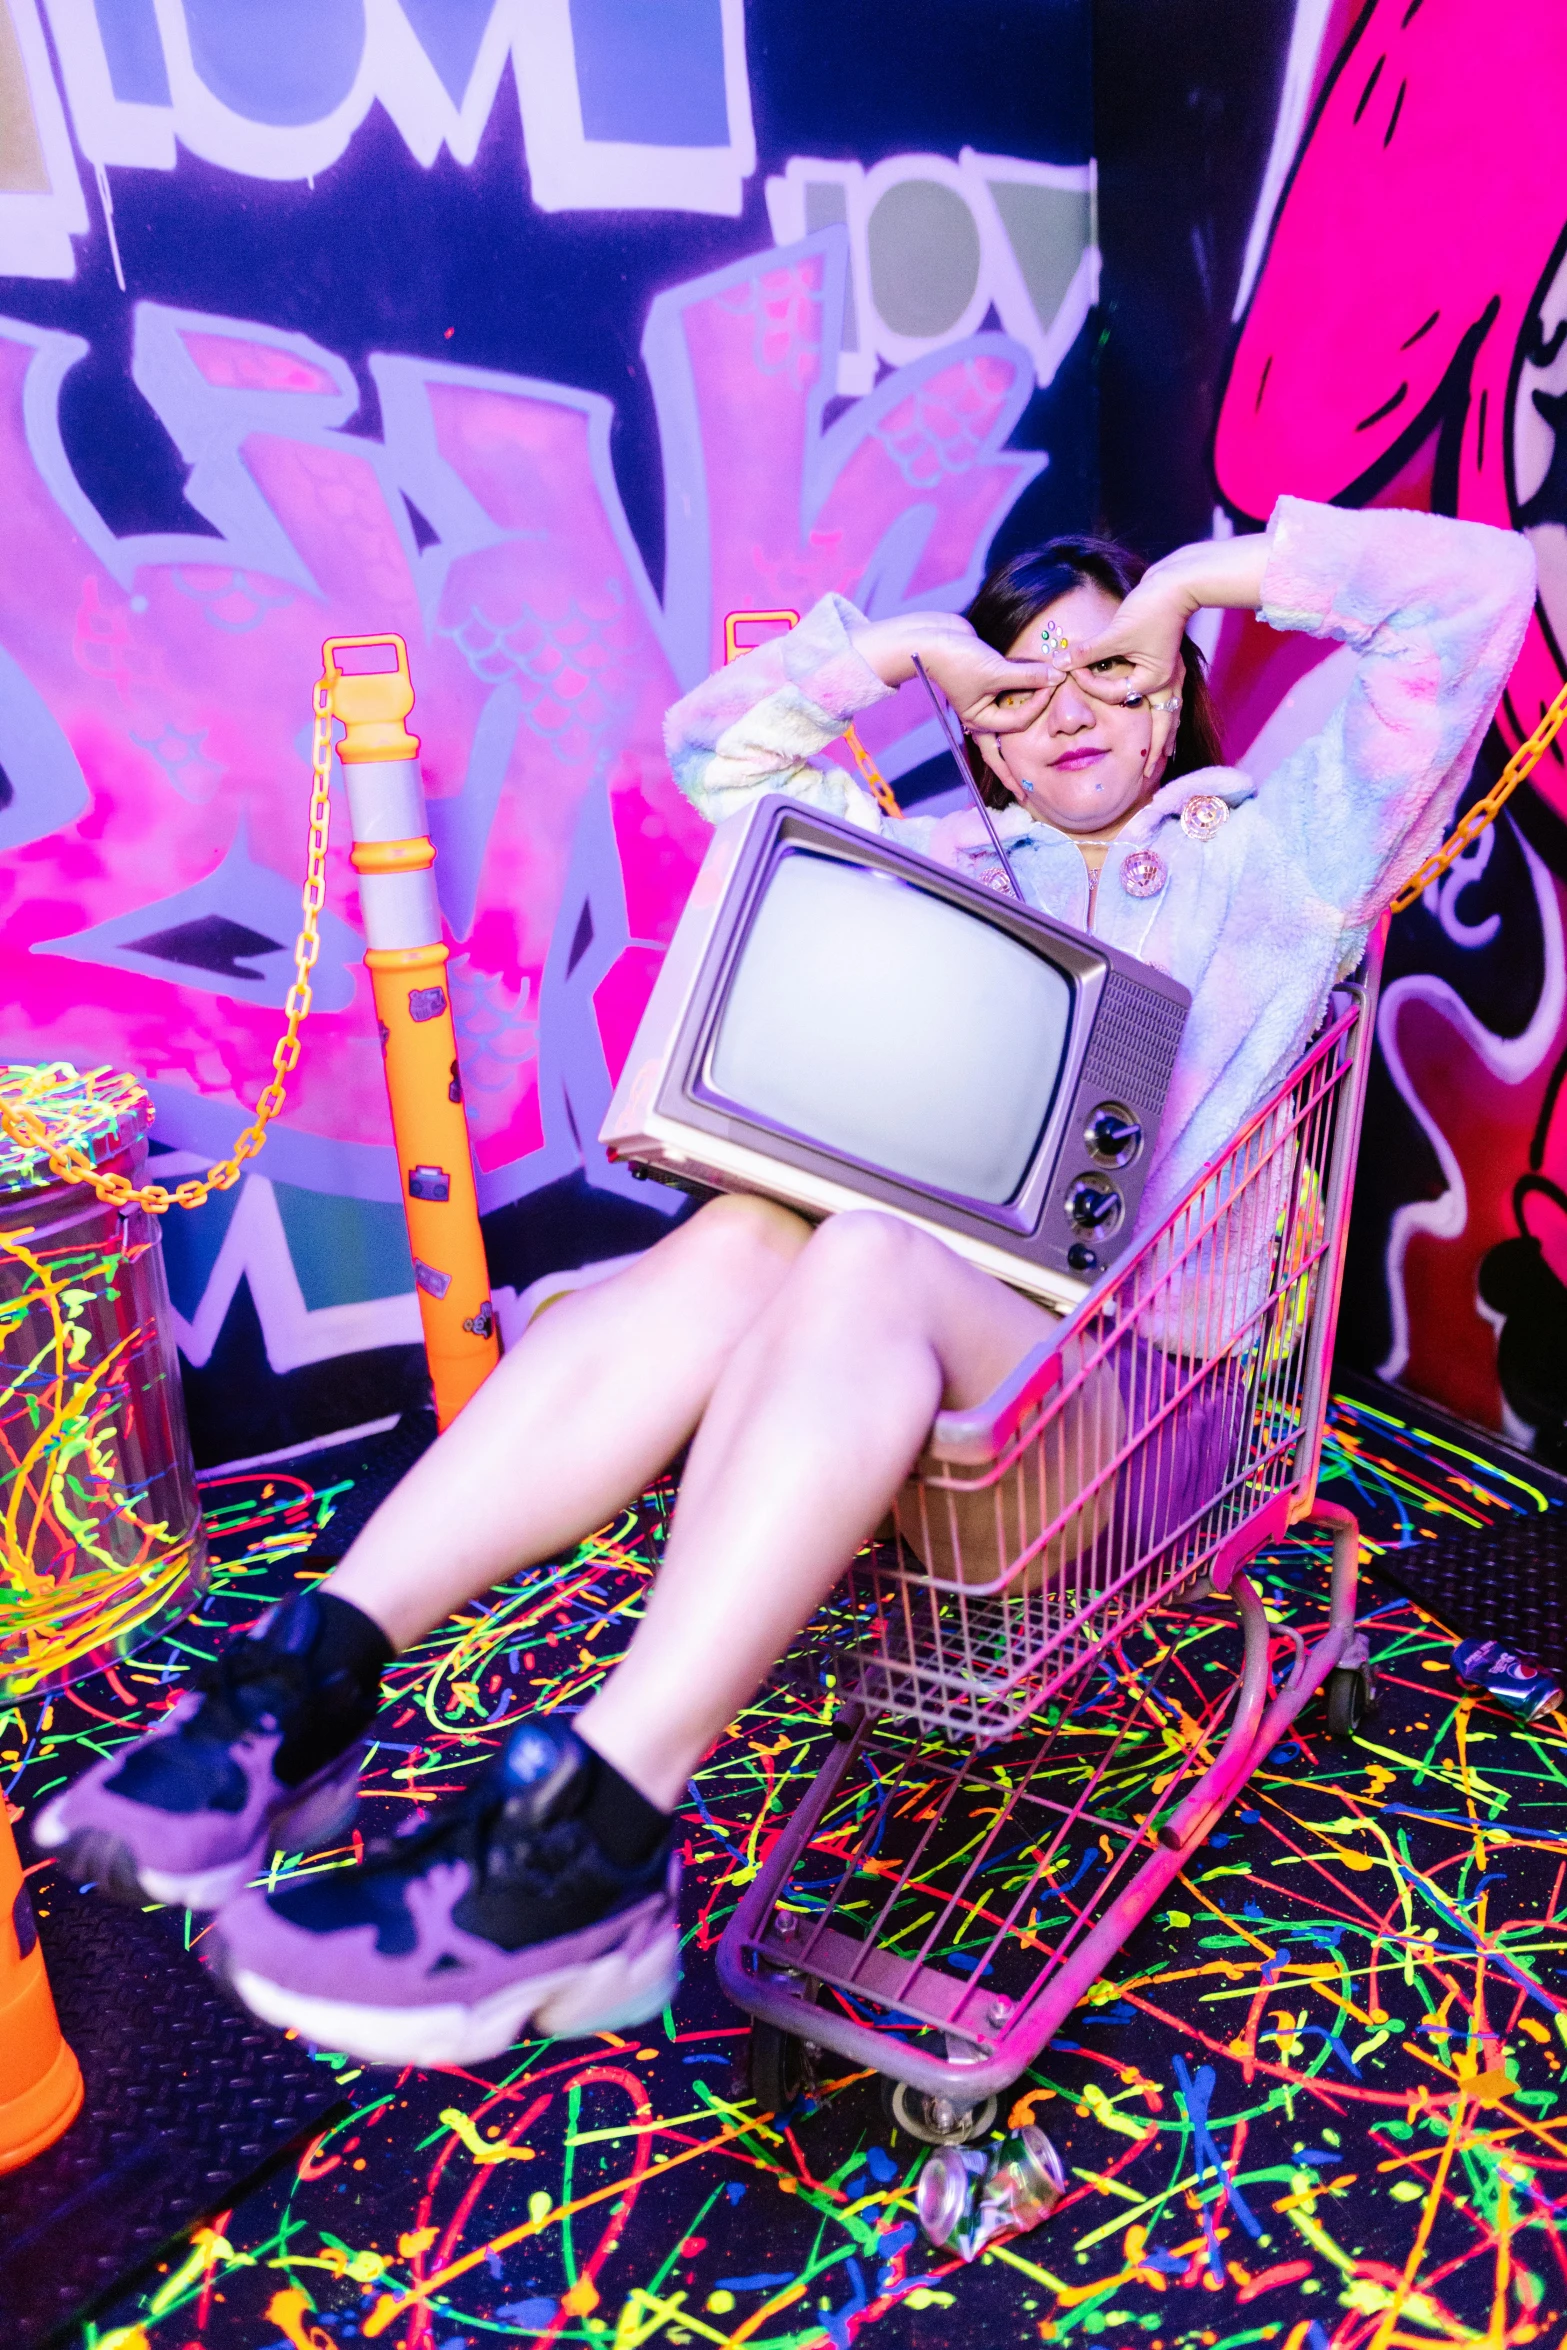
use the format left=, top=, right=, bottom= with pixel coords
left=662, top=592, right=895, bottom=831
left=1251, top=497, right=1537, bottom=926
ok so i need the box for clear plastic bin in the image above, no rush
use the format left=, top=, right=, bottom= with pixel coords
left=0, top=1066, right=207, bottom=1700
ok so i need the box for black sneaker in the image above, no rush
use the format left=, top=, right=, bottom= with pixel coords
left=210, top=1719, right=682, bottom=2066
left=32, top=1592, right=387, bottom=1909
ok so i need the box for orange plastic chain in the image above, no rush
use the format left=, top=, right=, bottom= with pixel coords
left=723, top=606, right=901, bottom=817
left=723, top=608, right=1567, bottom=871
left=4, top=642, right=1562, bottom=1212
left=841, top=719, right=903, bottom=820
left=1390, top=674, right=1567, bottom=912
left=0, top=679, right=335, bottom=1213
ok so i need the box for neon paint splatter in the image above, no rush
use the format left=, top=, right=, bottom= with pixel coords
left=3, top=1390, right=1563, bottom=2344
left=0, top=1068, right=205, bottom=1699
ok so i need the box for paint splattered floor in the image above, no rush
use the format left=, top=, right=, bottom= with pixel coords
left=5, top=1388, right=1567, bottom=2350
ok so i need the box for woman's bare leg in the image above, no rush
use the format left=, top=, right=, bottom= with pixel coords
left=577, top=1211, right=1056, bottom=1808
left=326, top=1200, right=1054, bottom=1811
left=324, top=1194, right=811, bottom=1649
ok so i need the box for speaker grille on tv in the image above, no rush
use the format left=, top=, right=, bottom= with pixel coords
left=1083, top=971, right=1184, bottom=1100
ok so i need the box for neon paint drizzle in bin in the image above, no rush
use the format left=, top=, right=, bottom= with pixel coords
left=0, top=1065, right=206, bottom=1699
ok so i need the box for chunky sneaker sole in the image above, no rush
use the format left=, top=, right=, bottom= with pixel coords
left=221, top=1901, right=682, bottom=2067
left=33, top=1742, right=368, bottom=1912
left=208, top=1715, right=683, bottom=2064
left=28, top=1590, right=389, bottom=1913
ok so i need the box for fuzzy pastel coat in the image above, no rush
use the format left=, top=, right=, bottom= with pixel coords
left=665, top=497, right=1536, bottom=1235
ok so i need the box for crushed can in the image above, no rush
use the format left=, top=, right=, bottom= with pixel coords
left=915, top=2125, right=1066, bottom=2261
left=1453, top=1637, right=1562, bottom=1723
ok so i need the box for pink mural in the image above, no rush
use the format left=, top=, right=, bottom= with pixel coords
left=1211, top=0, right=1567, bottom=1456
left=0, top=235, right=1040, bottom=1214
left=1215, top=0, right=1567, bottom=788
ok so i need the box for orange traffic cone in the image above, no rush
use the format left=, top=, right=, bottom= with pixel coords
left=0, top=1802, right=82, bottom=2171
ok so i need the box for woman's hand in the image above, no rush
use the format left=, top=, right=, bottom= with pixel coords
left=850, top=611, right=1060, bottom=733
left=1065, top=569, right=1194, bottom=781
left=1068, top=529, right=1269, bottom=776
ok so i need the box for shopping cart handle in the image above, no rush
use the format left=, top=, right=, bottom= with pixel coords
left=927, top=1338, right=1064, bottom=1466
left=927, top=1247, right=1132, bottom=1466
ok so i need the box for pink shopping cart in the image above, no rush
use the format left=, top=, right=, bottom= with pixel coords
left=718, top=947, right=1384, bottom=2145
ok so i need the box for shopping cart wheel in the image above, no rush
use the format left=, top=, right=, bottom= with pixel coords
left=881, top=2077, right=999, bottom=2147
left=747, top=2021, right=815, bottom=2117
left=1325, top=1663, right=1373, bottom=1739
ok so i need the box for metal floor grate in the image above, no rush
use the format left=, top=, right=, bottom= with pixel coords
left=1371, top=1519, right=1567, bottom=1675
left=0, top=1874, right=341, bottom=2350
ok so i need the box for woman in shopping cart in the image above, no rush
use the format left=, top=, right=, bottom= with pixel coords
left=38, top=498, right=1534, bottom=2065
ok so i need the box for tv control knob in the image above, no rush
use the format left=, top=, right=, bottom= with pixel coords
left=1084, top=1103, right=1142, bottom=1168
left=1066, top=1174, right=1124, bottom=1236
left=1067, top=1242, right=1099, bottom=1273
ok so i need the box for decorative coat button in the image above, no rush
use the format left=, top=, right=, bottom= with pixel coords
left=1119, top=846, right=1167, bottom=900
left=1180, top=792, right=1229, bottom=842
left=965, top=848, right=1014, bottom=893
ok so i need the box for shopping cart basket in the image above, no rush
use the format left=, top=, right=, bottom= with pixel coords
left=717, top=950, right=1383, bottom=2143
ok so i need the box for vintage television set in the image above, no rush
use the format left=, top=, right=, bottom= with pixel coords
left=601, top=795, right=1191, bottom=1313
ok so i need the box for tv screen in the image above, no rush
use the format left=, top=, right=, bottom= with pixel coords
left=704, top=849, right=1072, bottom=1204
left=601, top=798, right=1191, bottom=1310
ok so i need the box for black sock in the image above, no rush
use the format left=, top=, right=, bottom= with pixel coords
left=266, top=1590, right=394, bottom=1785
left=577, top=1738, right=675, bottom=1871
left=277, top=1588, right=395, bottom=1697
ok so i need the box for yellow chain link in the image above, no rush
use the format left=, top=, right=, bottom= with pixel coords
left=3, top=652, right=1563, bottom=1207
left=0, top=678, right=335, bottom=1213
left=1390, top=674, right=1567, bottom=913
left=842, top=719, right=902, bottom=819
left=848, top=655, right=1567, bottom=857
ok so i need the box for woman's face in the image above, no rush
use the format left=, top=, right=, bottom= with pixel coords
left=980, top=582, right=1163, bottom=833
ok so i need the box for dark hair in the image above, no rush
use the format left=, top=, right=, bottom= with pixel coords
left=961, top=534, right=1224, bottom=810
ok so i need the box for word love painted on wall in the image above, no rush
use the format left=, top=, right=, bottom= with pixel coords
left=3, top=0, right=756, bottom=264
left=3, top=1, right=1095, bottom=398
left=4, top=0, right=1099, bottom=390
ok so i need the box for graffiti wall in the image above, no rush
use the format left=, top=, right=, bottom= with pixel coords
left=0, top=0, right=1098, bottom=1458
left=12, top=1, right=1551, bottom=1469
left=1095, top=0, right=1567, bottom=1469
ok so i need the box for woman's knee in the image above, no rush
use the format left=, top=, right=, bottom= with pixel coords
left=793, top=1208, right=938, bottom=1305
left=789, top=1212, right=1048, bottom=1393
left=666, top=1192, right=813, bottom=1302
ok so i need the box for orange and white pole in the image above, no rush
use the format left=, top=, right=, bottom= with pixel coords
left=321, top=635, right=499, bottom=1429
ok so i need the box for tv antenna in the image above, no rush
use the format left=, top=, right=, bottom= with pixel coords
left=912, top=655, right=1024, bottom=902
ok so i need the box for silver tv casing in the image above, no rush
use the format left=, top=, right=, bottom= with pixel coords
left=599, top=798, right=1191, bottom=1315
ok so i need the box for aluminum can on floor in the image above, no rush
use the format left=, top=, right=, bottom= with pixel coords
left=916, top=2127, right=1066, bottom=2261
